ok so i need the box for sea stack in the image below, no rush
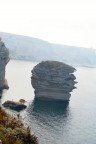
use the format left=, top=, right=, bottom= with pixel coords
left=0, top=38, right=9, bottom=92
left=31, top=61, right=76, bottom=101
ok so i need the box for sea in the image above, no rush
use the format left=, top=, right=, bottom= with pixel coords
left=1, top=60, right=96, bottom=144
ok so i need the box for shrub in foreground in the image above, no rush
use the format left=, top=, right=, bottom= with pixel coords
left=0, top=107, right=38, bottom=144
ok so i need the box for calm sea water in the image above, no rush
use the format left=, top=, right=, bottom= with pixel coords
left=2, top=60, right=96, bottom=144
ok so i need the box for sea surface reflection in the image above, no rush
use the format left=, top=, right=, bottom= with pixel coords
left=22, top=100, right=71, bottom=144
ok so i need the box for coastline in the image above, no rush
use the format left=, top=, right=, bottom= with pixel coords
left=0, top=106, right=38, bottom=144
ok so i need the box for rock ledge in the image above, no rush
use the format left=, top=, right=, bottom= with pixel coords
left=3, top=100, right=27, bottom=111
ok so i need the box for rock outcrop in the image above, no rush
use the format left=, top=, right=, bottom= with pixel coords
left=0, top=38, right=9, bottom=92
left=3, top=100, right=27, bottom=111
left=31, top=61, right=76, bottom=101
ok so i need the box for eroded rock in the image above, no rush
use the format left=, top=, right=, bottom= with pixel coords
left=19, top=99, right=26, bottom=104
left=2, top=100, right=27, bottom=111
left=0, top=38, right=9, bottom=91
left=31, top=61, right=76, bottom=101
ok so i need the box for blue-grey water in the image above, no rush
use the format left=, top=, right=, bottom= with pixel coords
left=2, top=60, right=96, bottom=144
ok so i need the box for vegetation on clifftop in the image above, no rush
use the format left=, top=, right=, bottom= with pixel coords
left=0, top=107, right=38, bottom=144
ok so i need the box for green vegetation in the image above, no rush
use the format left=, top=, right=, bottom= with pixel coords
left=0, top=107, right=38, bottom=144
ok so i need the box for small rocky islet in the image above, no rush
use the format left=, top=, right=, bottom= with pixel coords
left=2, top=100, right=27, bottom=112
left=31, top=61, right=76, bottom=101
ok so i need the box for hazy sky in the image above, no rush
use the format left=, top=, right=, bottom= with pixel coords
left=0, top=0, right=96, bottom=48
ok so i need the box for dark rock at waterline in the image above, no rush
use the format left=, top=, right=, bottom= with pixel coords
left=2, top=100, right=27, bottom=111
left=31, top=61, right=77, bottom=101
left=3, top=79, right=9, bottom=89
left=0, top=91, right=2, bottom=98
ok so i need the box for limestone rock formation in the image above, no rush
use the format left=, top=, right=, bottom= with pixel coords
left=0, top=38, right=9, bottom=92
left=31, top=61, right=76, bottom=101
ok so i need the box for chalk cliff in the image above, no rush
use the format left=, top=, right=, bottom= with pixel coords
left=0, top=38, right=9, bottom=92
left=31, top=61, right=76, bottom=101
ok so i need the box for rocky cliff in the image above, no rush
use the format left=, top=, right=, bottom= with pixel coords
left=0, top=38, right=9, bottom=92
left=31, top=61, right=76, bottom=101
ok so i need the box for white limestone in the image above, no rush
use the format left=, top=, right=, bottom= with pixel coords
left=31, top=61, right=76, bottom=101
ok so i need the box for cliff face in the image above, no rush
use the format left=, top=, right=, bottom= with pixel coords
left=0, top=38, right=9, bottom=91
left=31, top=61, right=76, bottom=101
